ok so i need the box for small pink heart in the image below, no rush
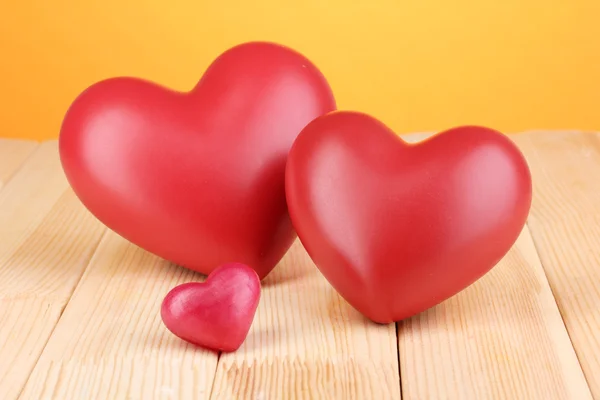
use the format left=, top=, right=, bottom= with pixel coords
left=160, top=262, right=261, bottom=352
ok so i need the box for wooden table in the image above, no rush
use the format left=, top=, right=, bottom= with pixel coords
left=0, top=131, right=597, bottom=400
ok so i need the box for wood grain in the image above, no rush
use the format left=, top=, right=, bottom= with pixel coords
left=398, top=227, right=591, bottom=400
left=512, top=131, right=600, bottom=396
left=0, top=131, right=596, bottom=399
left=19, top=232, right=220, bottom=400
left=0, top=138, right=37, bottom=189
left=0, top=141, right=106, bottom=400
left=210, top=240, right=401, bottom=400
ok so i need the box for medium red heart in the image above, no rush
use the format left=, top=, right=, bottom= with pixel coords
left=59, top=42, right=336, bottom=279
left=285, top=111, right=532, bottom=323
left=161, top=262, right=261, bottom=352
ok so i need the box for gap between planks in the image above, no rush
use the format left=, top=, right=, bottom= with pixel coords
left=0, top=132, right=597, bottom=399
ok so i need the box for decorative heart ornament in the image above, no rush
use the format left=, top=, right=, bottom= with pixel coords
left=285, top=111, right=532, bottom=323
left=161, top=263, right=261, bottom=352
left=59, top=42, right=336, bottom=279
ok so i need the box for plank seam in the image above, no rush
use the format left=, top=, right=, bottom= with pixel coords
left=207, top=352, right=221, bottom=399
left=15, top=225, right=109, bottom=400
left=395, top=322, right=403, bottom=399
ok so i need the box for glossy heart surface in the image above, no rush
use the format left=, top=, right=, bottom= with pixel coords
left=59, top=42, right=336, bottom=279
left=160, top=263, right=261, bottom=352
left=286, top=111, right=532, bottom=323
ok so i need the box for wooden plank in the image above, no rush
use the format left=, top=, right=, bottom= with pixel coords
left=210, top=240, right=401, bottom=399
left=0, top=138, right=38, bottom=189
left=512, top=131, right=600, bottom=396
left=398, top=227, right=591, bottom=399
left=0, top=141, right=106, bottom=400
left=19, top=232, right=220, bottom=399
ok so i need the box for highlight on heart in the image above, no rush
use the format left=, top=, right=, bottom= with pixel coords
left=58, top=41, right=532, bottom=352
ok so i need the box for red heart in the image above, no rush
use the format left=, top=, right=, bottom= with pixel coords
left=285, top=111, right=532, bottom=323
left=59, top=42, right=336, bottom=279
left=161, top=263, right=261, bottom=352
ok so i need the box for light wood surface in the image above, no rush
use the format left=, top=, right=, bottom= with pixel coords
left=211, top=241, right=400, bottom=400
left=0, top=142, right=106, bottom=400
left=0, top=132, right=597, bottom=399
left=513, top=132, right=600, bottom=397
left=398, top=227, right=590, bottom=400
left=0, top=138, right=37, bottom=189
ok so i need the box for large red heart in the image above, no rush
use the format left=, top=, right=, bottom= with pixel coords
left=161, top=262, right=261, bottom=352
left=59, top=42, right=336, bottom=279
left=285, top=111, right=532, bottom=323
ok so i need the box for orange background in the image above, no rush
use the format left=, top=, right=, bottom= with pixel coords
left=1, top=0, right=598, bottom=140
